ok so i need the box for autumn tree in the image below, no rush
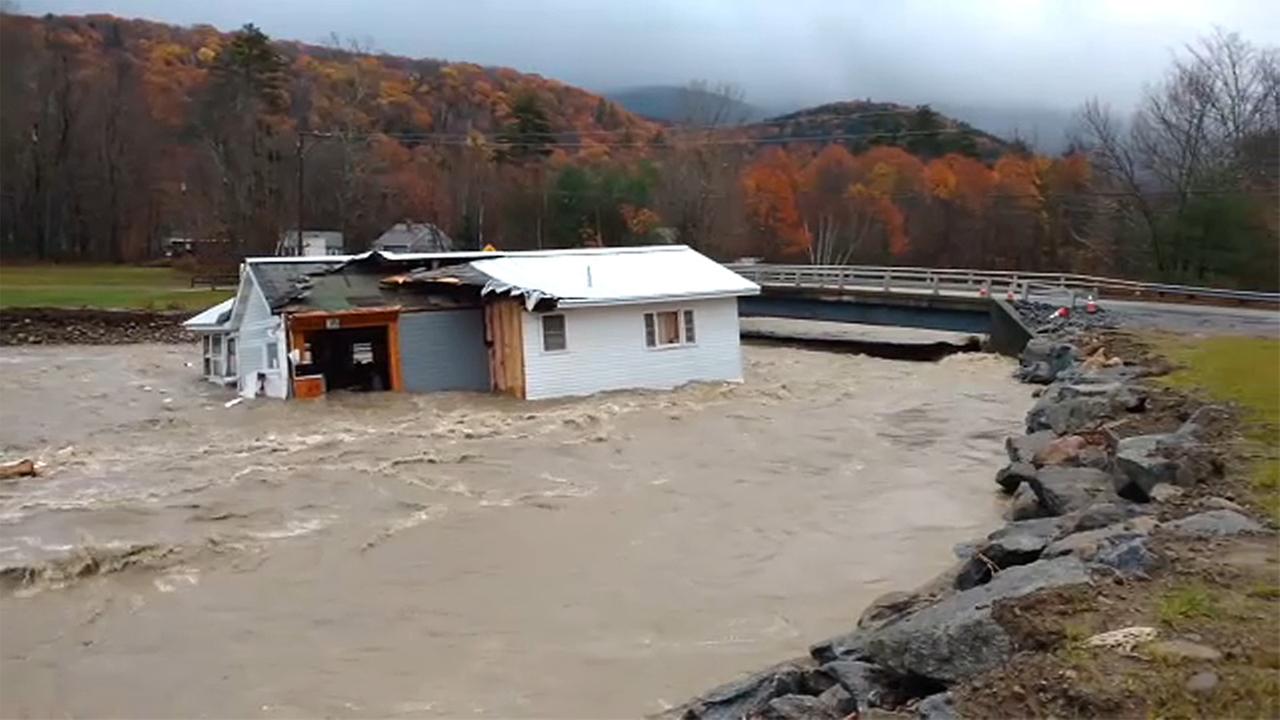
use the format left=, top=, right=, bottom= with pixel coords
left=198, top=23, right=290, bottom=256
left=741, top=147, right=807, bottom=259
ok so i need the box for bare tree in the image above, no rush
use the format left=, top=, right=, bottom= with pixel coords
left=1077, top=29, right=1279, bottom=280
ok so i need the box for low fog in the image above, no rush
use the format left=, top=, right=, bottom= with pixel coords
left=23, top=0, right=1280, bottom=117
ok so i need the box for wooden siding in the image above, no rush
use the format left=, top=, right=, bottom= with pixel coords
left=484, top=299, right=526, bottom=399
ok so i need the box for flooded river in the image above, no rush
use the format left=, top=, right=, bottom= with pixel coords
left=0, top=342, right=1029, bottom=718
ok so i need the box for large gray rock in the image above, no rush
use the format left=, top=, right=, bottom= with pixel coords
left=1026, top=381, right=1147, bottom=435
left=916, top=692, right=957, bottom=720
left=815, top=684, right=859, bottom=717
left=1006, top=431, right=1057, bottom=465
left=955, top=521, right=1053, bottom=590
left=1008, top=483, right=1046, bottom=520
left=1067, top=502, right=1150, bottom=534
left=1042, top=517, right=1158, bottom=560
left=1017, top=339, right=1079, bottom=384
left=1164, top=510, right=1265, bottom=538
left=812, top=557, right=1091, bottom=684
left=1176, top=405, right=1231, bottom=441
left=1026, top=396, right=1113, bottom=435
left=821, top=660, right=892, bottom=709
left=1093, top=536, right=1157, bottom=577
left=995, top=462, right=1037, bottom=494
left=758, top=694, right=839, bottom=720
left=676, top=662, right=807, bottom=720
left=1028, top=467, right=1119, bottom=516
left=1113, top=433, right=1219, bottom=501
left=1113, top=434, right=1191, bottom=500
left=989, top=516, right=1067, bottom=543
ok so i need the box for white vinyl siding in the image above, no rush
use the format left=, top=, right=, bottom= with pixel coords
left=521, top=297, right=744, bottom=400
left=234, top=271, right=288, bottom=399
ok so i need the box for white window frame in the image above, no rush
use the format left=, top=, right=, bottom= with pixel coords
left=541, top=313, right=568, bottom=353
left=265, top=341, right=280, bottom=370
left=644, top=308, right=696, bottom=350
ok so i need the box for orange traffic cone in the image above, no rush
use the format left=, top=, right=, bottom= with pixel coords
left=978, top=285, right=990, bottom=298
left=1006, top=285, right=1016, bottom=301
left=1085, top=295, right=1099, bottom=314
left=1054, top=306, right=1071, bottom=319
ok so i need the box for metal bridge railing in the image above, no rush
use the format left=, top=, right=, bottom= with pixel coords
left=726, top=264, right=1280, bottom=307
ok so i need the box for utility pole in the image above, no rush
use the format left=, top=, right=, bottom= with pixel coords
left=294, top=132, right=304, bottom=256
left=288, top=131, right=330, bottom=256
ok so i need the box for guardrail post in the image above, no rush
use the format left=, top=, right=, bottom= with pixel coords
left=883, top=270, right=891, bottom=292
left=932, top=273, right=940, bottom=295
left=838, top=268, right=846, bottom=292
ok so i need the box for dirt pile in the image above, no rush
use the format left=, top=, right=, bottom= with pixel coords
left=0, top=308, right=193, bottom=345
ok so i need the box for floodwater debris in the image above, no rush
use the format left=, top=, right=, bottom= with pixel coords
left=0, top=458, right=38, bottom=480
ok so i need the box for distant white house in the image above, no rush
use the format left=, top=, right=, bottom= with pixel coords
left=183, top=246, right=759, bottom=401
left=372, top=222, right=453, bottom=253
left=278, top=230, right=344, bottom=257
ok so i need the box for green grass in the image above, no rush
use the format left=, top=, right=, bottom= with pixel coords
left=0, top=264, right=233, bottom=310
left=1157, top=584, right=1219, bottom=627
left=1152, top=334, right=1280, bottom=524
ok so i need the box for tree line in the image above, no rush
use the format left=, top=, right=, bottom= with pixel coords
left=1, top=14, right=1276, bottom=289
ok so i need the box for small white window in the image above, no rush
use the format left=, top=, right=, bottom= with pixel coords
left=542, top=314, right=567, bottom=351
left=266, top=342, right=280, bottom=370
left=644, top=310, right=693, bottom=348
left=352, top=342, right=374, bottom=364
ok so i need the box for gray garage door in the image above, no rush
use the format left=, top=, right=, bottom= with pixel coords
left=398, top=310, right=490, bottom=392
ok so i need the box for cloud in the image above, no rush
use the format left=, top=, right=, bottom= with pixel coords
left=23, top=0, right=1280, bottom=111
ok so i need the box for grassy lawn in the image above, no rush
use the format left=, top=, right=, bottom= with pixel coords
left=1150, top=333, right=1280, bottom=522
left=0, top=264, right=233, bottom=311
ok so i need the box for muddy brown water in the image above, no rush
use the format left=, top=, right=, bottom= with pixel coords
left=0, top=342, right=1030, bottom=718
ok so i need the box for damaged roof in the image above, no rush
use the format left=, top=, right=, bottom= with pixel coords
left=247, top=251, right=493, bottom=310
left=402, top=245, right=759, bottom=309
left=182, top=297, right=235, bottom=331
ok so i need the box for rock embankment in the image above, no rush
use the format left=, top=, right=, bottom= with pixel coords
left=0, top=308, right=193, bottom=345
left=665, top=328, right=1271, bottom=720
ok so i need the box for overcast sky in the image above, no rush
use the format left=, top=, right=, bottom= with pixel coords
left=22, top=0, right=1280, bottom=112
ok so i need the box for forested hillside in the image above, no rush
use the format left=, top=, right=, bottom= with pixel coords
left=2, top=14, right=1275, bottom=289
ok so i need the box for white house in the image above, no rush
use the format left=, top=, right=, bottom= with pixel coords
left=278, top=230, right=345, bottom=256
left=415, top=246, right=760, bottom=399
left=183, top=246, right=759, bottom=401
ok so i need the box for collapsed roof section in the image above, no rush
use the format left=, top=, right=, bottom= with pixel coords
left=247, top=250, right=494, bottom=311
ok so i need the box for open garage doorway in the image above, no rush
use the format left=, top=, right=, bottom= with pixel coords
left=306, top=326, right=391, bottom=392
left=288, top=309, right=403, bottom=398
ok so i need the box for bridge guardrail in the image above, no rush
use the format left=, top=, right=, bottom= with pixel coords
left=727, top=264, right=1280, bottom=307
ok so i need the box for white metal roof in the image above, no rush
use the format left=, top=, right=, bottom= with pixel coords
left=469, top=245, right=760, bottom=308
left=182, top=297, right=235, bottom=330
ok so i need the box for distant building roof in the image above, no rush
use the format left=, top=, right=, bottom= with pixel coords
left=373, top=223, right=454, bottom=253
left=182, top=298, right=235, bottom=331
left=405, top=245, right=759, bottom=309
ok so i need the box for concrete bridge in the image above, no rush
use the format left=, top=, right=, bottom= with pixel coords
left=731, top=264, right=1280, bottom=355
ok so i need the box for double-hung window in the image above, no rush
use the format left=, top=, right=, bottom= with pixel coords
left=541, top=314, right=567, bottom=352
left=644, top=309, right=696, bottom=348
